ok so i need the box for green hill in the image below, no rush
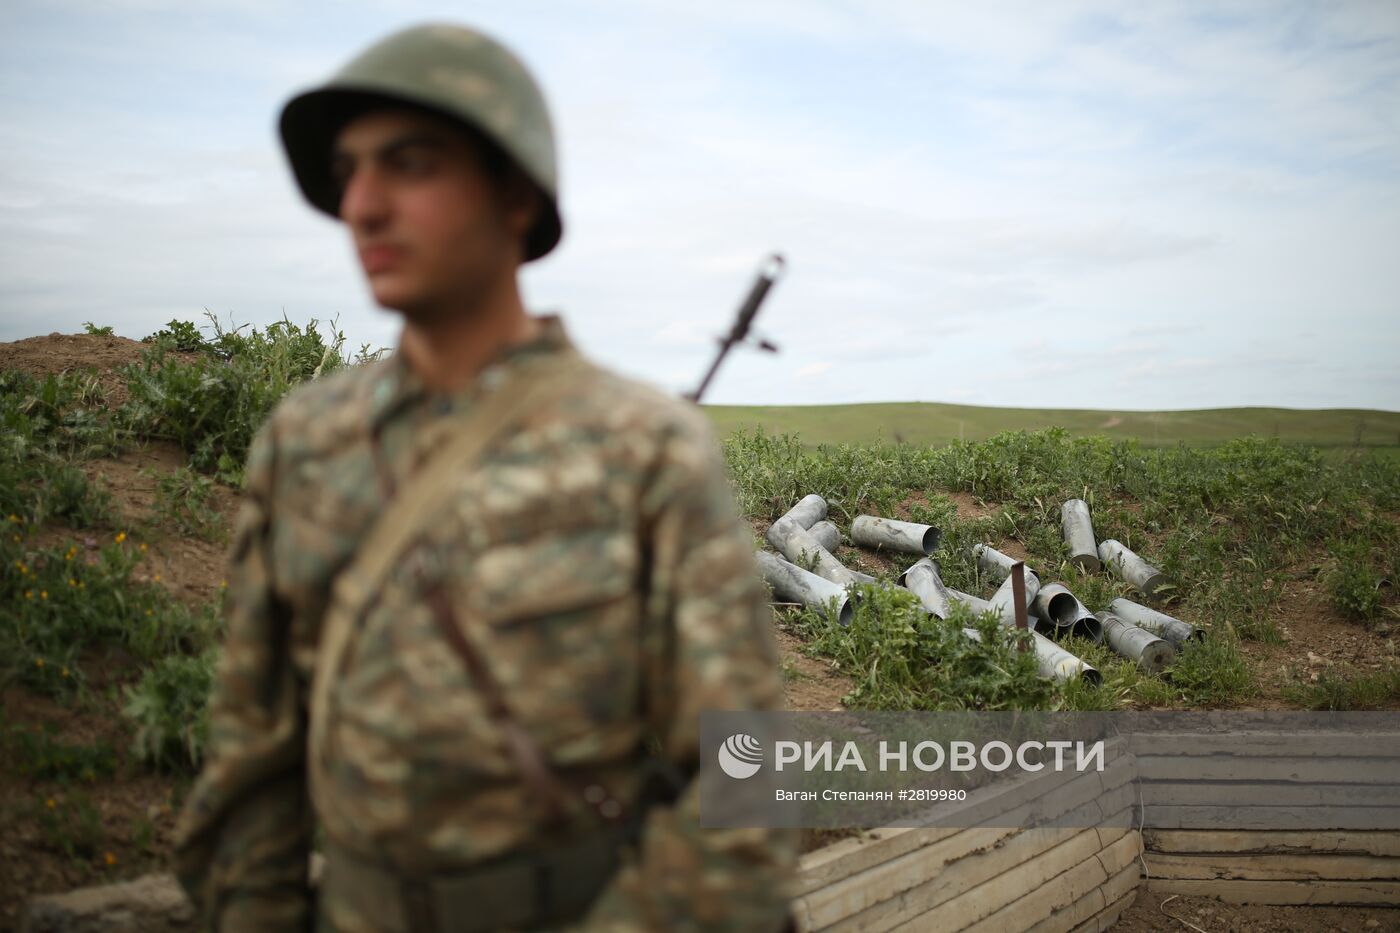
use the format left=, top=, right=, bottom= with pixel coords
left=702, top=401, right=1400, bottom=454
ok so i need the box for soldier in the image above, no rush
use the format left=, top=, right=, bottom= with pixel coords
left=172, top=22, right=796, bottom=933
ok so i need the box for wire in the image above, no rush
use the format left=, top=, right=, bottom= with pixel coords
left=1158, top=893, right=1211, bottom=933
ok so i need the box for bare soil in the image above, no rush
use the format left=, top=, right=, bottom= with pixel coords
left=1115, top=890, right=1399, bottom=932
left=80, top=442, right=241, bottom=604
left=1237, top=561, right=1398, bottom=709
left=0, top=687, right=186, bottom=932
left=777, top=627, right=854, bottom=712
left=946, top=490, right=997, bottom=521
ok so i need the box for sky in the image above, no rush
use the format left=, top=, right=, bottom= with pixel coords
left=1, top=0, right=1398, bottom=411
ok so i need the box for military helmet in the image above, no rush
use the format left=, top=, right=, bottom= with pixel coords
left=279, top=23, right=562, bottom=261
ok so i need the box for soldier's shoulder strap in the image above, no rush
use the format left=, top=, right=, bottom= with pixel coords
left=309, top=348, right=596, bottom=770
left=345, top=347, right=592, bottom=600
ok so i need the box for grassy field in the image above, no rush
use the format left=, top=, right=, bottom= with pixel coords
left=704, top=401, right=1400, bottom=456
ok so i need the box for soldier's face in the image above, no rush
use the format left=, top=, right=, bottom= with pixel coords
left=331, top=109, right=535, bottom=319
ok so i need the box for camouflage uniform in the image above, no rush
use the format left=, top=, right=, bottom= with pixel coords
left=173, top=316, right=796, bottom=931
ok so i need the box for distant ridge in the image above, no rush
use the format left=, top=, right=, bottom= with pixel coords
left=702, top=401, right=1400, bottom=451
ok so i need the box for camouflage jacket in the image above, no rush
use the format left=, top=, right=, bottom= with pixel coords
left=173, top=316, right=795, bottom=931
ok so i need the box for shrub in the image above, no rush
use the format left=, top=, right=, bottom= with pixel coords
left=123, top=649, right=219, bottom=770
left=122, top=314, right=353, bottom=473
left=796, top=583, right=1057, bottom=711
left=1168, top=634, right=1254, bottom=706
left=143, top=318, right=206, bottom=353
left=1325, top=537, right=1386, bottom=622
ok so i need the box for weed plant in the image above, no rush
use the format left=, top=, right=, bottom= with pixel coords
left=33, top=790, right=105, bottom=861
left=794, top=584, right=1057, bottom=710
left=5, top=722, right=118, bottom=784
left=123, top=649, right=218, bottom=770
left=120, top=313, right=354, bottom=476
left=1324, top=536, right=1388, bottom=623
left=1, top=526, right=220, bottom=697
left=147, top=466, right=226, bottom=543
left=1283, top=666, right=1400, bottom=710
left=1, top=372, right=119, bottom=528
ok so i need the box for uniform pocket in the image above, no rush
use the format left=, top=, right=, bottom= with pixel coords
left=468, top=526, right=640, bottom=624
left=453, top=528, right=646, bottom=752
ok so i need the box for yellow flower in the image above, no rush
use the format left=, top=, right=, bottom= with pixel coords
left=220, top=579, right=228, bottom=589
left=103, top=852, right=116, bottom=866
left=77, top=581, right=85, bottom=590
left=34, top=657, right=44, bottom=669
left=138, top=543, right=147, bottom=553
left=45, top=797, right=56, bottom=810
left=153, top=573, right=161, bottom=582
left=61, top=667, right=70, bottom=678
left=40, top=590, right=47, bottom=600
left=69, top=578, right=77, bottom=587
left=7, top=514, right=20, bottom=523
left=10, top=535, right=18, bottom=543
left=145, top=609, right=153, bottom=617
left=24, top=590, right=32, bottom=600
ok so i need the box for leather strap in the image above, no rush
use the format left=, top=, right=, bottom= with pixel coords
left=421, top=582, right=581, bottom=827
left=308, top=349, right=593, bottom=808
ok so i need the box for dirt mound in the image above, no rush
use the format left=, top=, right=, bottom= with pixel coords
left=0, top=332, right=200, bottom=409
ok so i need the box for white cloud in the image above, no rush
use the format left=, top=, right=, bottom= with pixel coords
left=1, top=0, right=1396, bottom=411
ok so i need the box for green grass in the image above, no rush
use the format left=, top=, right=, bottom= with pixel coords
left=727, top=426, right=1398, bottom=710
left=1283, top=667, right=1400, bottom=710
left=146, top=466, right=226, bottom=544
left=4, top=721, right=118, bottom=784
left=793, top=583, right=1058, bottom=711
left=704, top=400, right=1400, bottom=456
left=3, top=316, right=1398, bottom=771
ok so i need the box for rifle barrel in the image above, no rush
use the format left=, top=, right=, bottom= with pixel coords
left=688, top=254, right=785, bottom=402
